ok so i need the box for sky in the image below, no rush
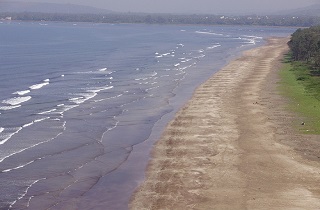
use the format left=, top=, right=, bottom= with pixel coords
left=15, top=0, right=319, bottom=14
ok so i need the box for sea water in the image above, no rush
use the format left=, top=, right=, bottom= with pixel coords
left=0, top=21, right=295, bottom=209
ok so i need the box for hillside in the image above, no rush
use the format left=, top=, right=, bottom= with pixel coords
left=275, top=4, right=320, bottom=17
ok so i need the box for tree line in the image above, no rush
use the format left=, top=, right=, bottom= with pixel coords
left=1, top=12, right=320, bottom=27
left=288, top=26, right=320, bottom=68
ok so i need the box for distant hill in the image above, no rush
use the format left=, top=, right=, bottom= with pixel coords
left=0, top=1, right=113, bottom=14
left=275, top=4, right=320, bottom=17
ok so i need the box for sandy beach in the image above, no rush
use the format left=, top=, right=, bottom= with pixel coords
left=130, top=38, right=320, bottom=209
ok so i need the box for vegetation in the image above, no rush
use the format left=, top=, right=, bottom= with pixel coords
left=280, top=26, right=320, bottom=134
left=1, top=12, right=320, bottom=27
left=288, top=26, right=320, bottom=67
left=279, top=57, right=320, bottom=134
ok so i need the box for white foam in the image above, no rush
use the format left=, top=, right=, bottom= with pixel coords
left=195, top=31, right=224, bottom=36
left=135, top=78, right=147, bottom=81
left=2, top=96, right=32, bottom=106
left=195, top=54, right=206, bottom=59
left=87, top=86, right=114, bottom=93
left=38, top=109, right=57, bottom=115
left=69, top=91, right=97, bottom=104
left=61, top=105, right=78, bottom=112
left=146, top=86, right=160, bottom=91
left=94, top=93, right=123, bottom=102
left=0, top=105, right=21, bottom=110
left=9, top=178, right=46, bottom=209
left=243, top=35, right=263, bottom=39
left=23, top=122, right=34, bottom=128
left=174, top=63, right=180, bottom=67
left=98, top=67, right=108, bottom=72
left=29, top=81, right=49, bottom=90
left=0, top=122, right=65, bottom=164
left=0, top=127, right=22, bottom=145
left=13, top=90, right=31, bottom=96
left=34, top=117, right=50, bottom=123
left=69, top=97, right=85, bottom=104
left=0, top=127, right=4, bottom=133
left=207, top=44, right=221, bottom=50
left=2, top=160, right=35, bottom=172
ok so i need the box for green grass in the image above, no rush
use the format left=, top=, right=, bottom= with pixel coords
left=278, top=55, right=320, bottom=134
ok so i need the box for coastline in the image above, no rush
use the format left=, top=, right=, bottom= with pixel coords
left=130, top=37, right=320, bottom=209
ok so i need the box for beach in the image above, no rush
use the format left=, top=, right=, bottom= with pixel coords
left=130, top=37, right=320, bottom=209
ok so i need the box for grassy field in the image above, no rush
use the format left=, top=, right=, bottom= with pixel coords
left=279, top=55, right=320, bottom=134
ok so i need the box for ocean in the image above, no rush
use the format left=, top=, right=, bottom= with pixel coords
left=0, top=21, right=295, bottom=209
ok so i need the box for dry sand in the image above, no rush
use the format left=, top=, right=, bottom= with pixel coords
left=130, top=38, right=320, bottom=210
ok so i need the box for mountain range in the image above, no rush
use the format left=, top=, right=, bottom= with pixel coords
left=1, top=1, right=320, bottom=17
left=0, top=1, right=113, bottom=14
left=273, top=4, right=320, bottom=17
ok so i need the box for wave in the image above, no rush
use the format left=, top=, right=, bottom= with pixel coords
left=38, top=109, right=57, bottom=115
left=9, top=178, right=46, bottom=209
left=0, top=119, right=65, bottom=164
left=2, top=96, right=32, bottom=106
left=243, top=35, right=263, bottom=39
left=23, top=122, right=34, bottom=128
left=0, top=127, right=23, bottom=145
left=0, top=117, right=50, bottom=147
left=0, top=105, right=21, bottom=110
left=13, top=90, right=31, bottom=96
left=2, top=160, right=35, bottom=173
left=241, top=35, right=263, bottom=45
left=207, top=44, right=221, bottom=50
left=34, top=117, right=50, bottom=123
left=87, top=86, right=114, bottom=93
left=195, top=31, right=224, bottom=36
left=194, top=54, right=206, bottom=59
left=29, top=80, right=49, bottom=90
left=68, top=85, right=113, bottom=105
left=94, top=93, right=123, bottom=103
left=155, top=51, right=175, bottom=58
left=93, top=68, right=114, bottom=75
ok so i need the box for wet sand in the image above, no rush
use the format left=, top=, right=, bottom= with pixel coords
left=130, top=38, right=320, bottom=209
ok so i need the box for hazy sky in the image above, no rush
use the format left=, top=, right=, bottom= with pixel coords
left=17, top=0, right=318, bottom=14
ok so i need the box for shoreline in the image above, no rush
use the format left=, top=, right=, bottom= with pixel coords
left=130, top=37, right=320, bottom=209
